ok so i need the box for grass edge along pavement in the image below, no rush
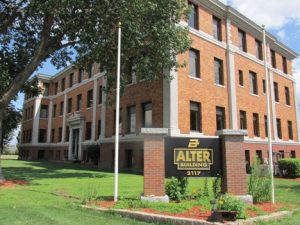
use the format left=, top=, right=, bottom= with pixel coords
left=1, top=159, right=300, bottom=225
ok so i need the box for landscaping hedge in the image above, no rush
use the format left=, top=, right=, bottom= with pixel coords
left=278, top=158, right=300, bottom=178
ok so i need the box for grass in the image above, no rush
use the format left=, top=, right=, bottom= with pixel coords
left=0, top=159, right=300, bottom=225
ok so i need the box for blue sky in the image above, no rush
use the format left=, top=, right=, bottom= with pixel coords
left=9, top=0, right=300, bottom=145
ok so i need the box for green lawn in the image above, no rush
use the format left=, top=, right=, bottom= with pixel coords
left=0, top=159, right=299, bottom=225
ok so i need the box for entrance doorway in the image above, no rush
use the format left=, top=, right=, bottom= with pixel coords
left=72, top=129, right=80, bottom=159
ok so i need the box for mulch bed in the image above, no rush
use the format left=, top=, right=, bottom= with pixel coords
left=0, top=180, right=29, bottom=188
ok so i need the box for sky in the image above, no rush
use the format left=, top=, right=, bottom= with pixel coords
left=8, top=0, right=300, bottom=145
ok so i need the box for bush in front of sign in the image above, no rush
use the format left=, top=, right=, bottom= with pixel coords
left=165, top=177, right=188, bottom=202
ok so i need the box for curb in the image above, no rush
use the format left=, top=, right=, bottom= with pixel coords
left=82, top=205, right=295, bottom=225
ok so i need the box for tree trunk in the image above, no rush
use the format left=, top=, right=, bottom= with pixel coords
left=0, top=108, right=5, bottom=183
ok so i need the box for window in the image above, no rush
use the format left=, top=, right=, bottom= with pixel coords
left=285, top=87, right=290, bottom=105
left=53, top=104, right=57, bottom=118
left=256, top=150, right=263, bottom=164
left=85, top=122, right=92, bottom=140
left=43, top=83, right=49, bottom=96
left=291, top=151, right=296, bottom=158
left=97, top=120, right=101, bottom=138
left=78, top=68, right=84, bottom=83
left=189, top=49, right=200, bottom=78
left=249, top=71, right=258, bottom=95
left=253, top=113, right=260, bottom=137
left=213, top=16, right=222, bottom=41
left=274, top=82, right=279, bottom=102
left=216, top=106, right=225, bottom=130
left=271, top=49, right=276, bottom=68
left=288, top=121, right=293, bottom=140
left=51, top=129, right=55, bottom=143
left=54, top=82, right=58, bottom=95
left=282, top=56, right=288, bottom=74
left=190, top=102, right=201, bottom=132
left=38, top=129, right=47, bottom=143
left=277, top=118, right=282, bottom=139
left=58, top=127, right=62, bottom=142
left=188, top=2, right=198, bottom=29
left=214, top=58, right=224, bottom=85
left=66, top=126, right=69, bottom=142
left=255, top=39, right=263, bottom=60
left=125, top=150, right=133, bottom=168
left=40, top=105, right=48, bottom=118
left=279, top=150, right=285, bottom=159
left=264, top=115, right=268, bottom=137
left=262, top=79, right=266, bottom=94
left=142, top=102, right=152, bottom=128
left=240, top=110, right=247, bottom=129
left=127, top=106, right=136, bottom=133
left=238, top=29, right=247, bottom=52
left=60, top=101, right=64, bottom=116
left=114, top=109, right=123, bottom=134
left=88, top=64, right=93, bottom=78
left=239, top=70, right=244, bottom=86
left=61, top=78, right=65, bottom=91
left=245, top=150, right=251, bottom=174
left=99, top=86, right=103, bottom=104
left=127, top=60, right=137, bottom=84
left=69, top=73, right=74, bottom=88
left=67, top=98, right=72, bottom=113
left=77, top=94, right=82, bottom=111
left=87, top=89, right=93, bottom=108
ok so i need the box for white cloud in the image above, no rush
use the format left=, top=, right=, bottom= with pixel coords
left=229, top=0, right=300, bottom=29
left=277, top=30, right=286, bottom=41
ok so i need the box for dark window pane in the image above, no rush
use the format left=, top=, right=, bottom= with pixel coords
left=189, top=49, right=200, bottom=78
left=213, top=16, right=222, bottom=41
left=214, top=58, right=224, bottom=85
left=190, top=102, right=201, bottom=132
left=216, top=107, right=225, bottom=130
left=188, top=3, right=198, bottom=29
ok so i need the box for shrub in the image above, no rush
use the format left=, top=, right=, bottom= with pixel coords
left=217, top=194, right=246, bottom=219
left=278, top=159, right=300, bottom=178
left=212, top=175, right=222, bottom=199
left=165, top=177, right=188, bottom=202
left=248, top=158, right=272, bottom=203
left=202, top=178, right=209, bottom=197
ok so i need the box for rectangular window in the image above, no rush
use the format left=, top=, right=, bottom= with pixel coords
left=271, top=49, right=276, bottom=68
left=54, top=82, right=58, bottom=95
left=67, top=98, right=72, bottom=113
left=277, top=118, right=282, bottom=139
left=127, top=106, right=136, bottom=133
left=66, top=126, right=69, bottom=142
left=285, top=86, right=290, bottom=105
left=97, top=120, right=101, bottom=138
left=88, top=64, right=93, bottom=78
left=189, top=49, right=200, bottom=78
left=38, top=129, right=47, bottom=143
left=99, top=86, right=103, bottom=104
left=87, top=89, right=93, bottom=108
left=190, top=102, right=201, bottom=132
left=142, top=102, right=152, bottom=128
left=288, top=120, right=293, bottom=140
left=69, top=73, right=74, bottom=88
left=256, top=150, right=263, bottom=164
left=40, top=105, right=48, bottom=118
left=43, top=83, right=49, bottom=96
left=240, top=110, right=247, bottom=130
left=245, top=150, right=251, bottom=174
left=51, top=129, right=55, bottom=143
left=282, top=56, right=288, bottom=74
left=188, top=2, right=198, bottom=29
left=114, top=109, right=123, bottom=134
left=291, top=151, right=296, bottom=158
left=264, top=115, right=268, bottom=137
left=214, top=58, right=224, bottom=85
left=238, top=29, right=247, bottom=52
left=239, top=70, right=244, bottom=86
left=85, top=122, right=92, bottom=140
left=61, top=78, right=65, bottom=92
left=60, top=101, right=64, bottom=116
left=77, top=94, right=82, bottom=111
left=249, top=71, right=258, bottom=95
left=125, top=150, right=133, bottom=168
left=255, top=39, right=263, bottom=60
left=53, top=104, right=57, bottom=118
left=213, top=16, right=222, bottom=41
left=274, top=82, right=279, bottom=102
left=279, top=150, right=285, bottom=159
left=253, top=113, right=260, bottom=137
left=216, top=106, right=225, bottom=130
left=58, top=127, right=62, bottom=142
left=262, top=79, right=266, bottom=94
left=78, top=68, right=83, bottom=83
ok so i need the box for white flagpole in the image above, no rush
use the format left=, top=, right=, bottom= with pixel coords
left=262, top=25, right=275, bottom=204
left=114, top=22, right=122, bottom=202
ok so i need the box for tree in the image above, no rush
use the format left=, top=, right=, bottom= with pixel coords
left=0, top=0, right=191, bottom=181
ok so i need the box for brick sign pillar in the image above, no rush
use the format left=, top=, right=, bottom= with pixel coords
left=217, top=130, right=248, bottom=196
left=141, top=128, right=169, bottom=202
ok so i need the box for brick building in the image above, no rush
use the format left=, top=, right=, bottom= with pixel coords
left=19, top=0, right=300, bottom=174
